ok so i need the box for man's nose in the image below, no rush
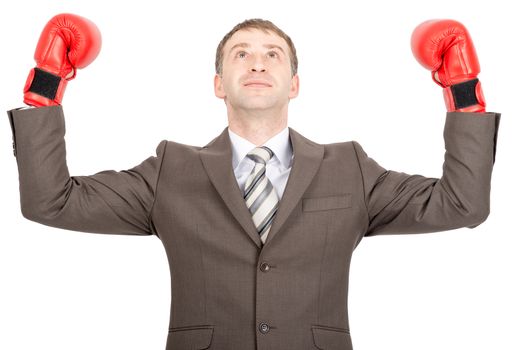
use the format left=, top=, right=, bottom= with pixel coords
left=250, top=55, right=266, bottom=72
left=251, top=66, right=266, bottom=72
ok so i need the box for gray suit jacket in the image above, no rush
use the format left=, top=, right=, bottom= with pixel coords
left=7, top=106, right=500, bottom=350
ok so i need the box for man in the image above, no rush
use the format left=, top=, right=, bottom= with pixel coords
left=7, top=14, right=500, bottom=350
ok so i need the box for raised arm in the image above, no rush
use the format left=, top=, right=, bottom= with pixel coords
left=8, top=106, right=166, bottom=235
left=8, top=14, right=166, bottom=236
left=360, top=19, right=500, bottom=237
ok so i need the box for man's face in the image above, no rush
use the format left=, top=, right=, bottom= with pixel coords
left=214, top=29, right=299, bottom=112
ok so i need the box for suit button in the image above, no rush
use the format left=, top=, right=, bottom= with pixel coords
left=259, top=322, right=270, bottom=333
left=260, top=262, right=271, bottom=272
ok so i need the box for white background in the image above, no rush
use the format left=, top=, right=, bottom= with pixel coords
left=0, top=0, right=510, bottom=349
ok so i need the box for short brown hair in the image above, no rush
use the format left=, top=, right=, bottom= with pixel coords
left=215, top=19, right=298, bottom=77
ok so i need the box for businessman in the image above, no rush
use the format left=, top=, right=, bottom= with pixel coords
left=7, top=14, right=500, bottom=350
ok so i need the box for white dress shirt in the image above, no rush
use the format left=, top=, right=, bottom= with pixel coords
left=228, top=127, right=294, bottom=201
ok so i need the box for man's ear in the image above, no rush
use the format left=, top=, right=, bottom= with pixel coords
left=289, top=74, right=299, bottom=99
left=214, top=74, right=226, bottom=99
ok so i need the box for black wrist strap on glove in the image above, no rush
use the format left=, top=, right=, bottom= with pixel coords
left=450, top=78, right=479, bottom=110
left=27, top=68, right=61, bottom=100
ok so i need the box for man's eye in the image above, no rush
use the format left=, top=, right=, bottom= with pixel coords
left=267, top=51, right=279, bottom=58
left=236, top=51, right=247, bottom=58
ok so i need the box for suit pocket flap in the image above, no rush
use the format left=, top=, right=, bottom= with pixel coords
left=167, top=325, right=214, bottom=349
left=312, top=325, right=352, bottom=350
left=303, top=194, right=352, bottom=212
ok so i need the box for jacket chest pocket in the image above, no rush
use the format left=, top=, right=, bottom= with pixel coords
left=302, top=194, right=352, bottom=212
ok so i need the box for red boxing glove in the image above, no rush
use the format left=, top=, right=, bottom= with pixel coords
left=411, top=19, right=486, bottom=113
left=23, top=13, right=102, bottom=107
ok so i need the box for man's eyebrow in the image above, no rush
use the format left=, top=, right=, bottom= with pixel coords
left=263, top=44, right=286, bottom=54
left=228, top=42, right=286, bottom=55
left=228, top=42, right=250, bottom=54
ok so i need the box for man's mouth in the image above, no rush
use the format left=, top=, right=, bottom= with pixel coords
left=243, top=80, right=272, bottom=88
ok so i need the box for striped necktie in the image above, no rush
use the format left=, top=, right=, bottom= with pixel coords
left=243, top=146, right=279, bottom=244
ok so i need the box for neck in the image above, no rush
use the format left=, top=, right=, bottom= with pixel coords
left=227, top=106, right=288, bottom=146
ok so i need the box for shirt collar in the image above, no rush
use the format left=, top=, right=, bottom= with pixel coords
left=228, top=126, right=293, bottom=171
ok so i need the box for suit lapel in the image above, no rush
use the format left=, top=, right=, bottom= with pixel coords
left=199, top=126, right=324, bottom=249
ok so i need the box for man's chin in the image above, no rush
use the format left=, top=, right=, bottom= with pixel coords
left=226, top=95, right=287, bottom=113
left=239, top=96, right=280, bottom=109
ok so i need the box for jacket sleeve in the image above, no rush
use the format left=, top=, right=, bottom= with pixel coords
left=353, top=112, right=500, bottom=237
left=7, top=105, right=166, bottom=236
